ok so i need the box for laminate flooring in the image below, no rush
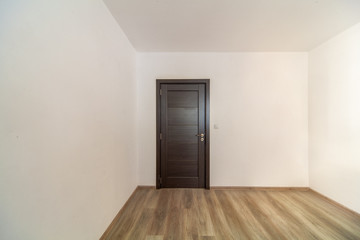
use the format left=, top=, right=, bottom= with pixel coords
left=101, top=187, right=360, bottom=240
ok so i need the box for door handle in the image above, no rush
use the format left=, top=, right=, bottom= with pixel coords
left=195, top=133, right=205, bottom=137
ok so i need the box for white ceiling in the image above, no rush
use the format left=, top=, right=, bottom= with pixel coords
left=103, top=0, right=360, bottom=52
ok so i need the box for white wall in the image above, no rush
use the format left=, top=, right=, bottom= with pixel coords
left=0, top=0, right=137, bottom=239
left=137, top=53, right=309, bottom=187
left=309, top=22, right=360, bottom=213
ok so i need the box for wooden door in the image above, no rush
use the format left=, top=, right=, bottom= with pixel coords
left=156, top=80, right=210, bottom=189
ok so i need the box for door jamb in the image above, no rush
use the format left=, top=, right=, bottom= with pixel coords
left=156, top=79, right=210, bottom=189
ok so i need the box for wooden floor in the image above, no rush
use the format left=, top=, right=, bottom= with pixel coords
left=101, top=187, right=360, bottom=240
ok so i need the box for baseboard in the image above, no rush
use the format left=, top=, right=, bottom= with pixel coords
left=210, top=186, right=310, bottom=191
left=136, top=185, right=310, bottom=191
left=100, top=186, right=140, bottom=240
left=137, top=185, right=156, bottom=189
left=309, top=188, right=360, bottom=218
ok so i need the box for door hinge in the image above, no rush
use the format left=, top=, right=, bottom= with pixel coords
left=160, top=133, right=162, bottom=140
left=160, top=89, right=162, bottom=95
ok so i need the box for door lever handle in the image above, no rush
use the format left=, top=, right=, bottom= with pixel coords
left=195, top=133, right=205, bottom=137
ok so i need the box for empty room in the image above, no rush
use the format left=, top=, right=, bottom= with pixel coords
left=1, top=0, right=360, bottom=239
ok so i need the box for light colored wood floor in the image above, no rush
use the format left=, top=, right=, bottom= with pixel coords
left=101, top=187, right=360, bottom=240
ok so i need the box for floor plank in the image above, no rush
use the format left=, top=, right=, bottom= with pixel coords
left=101, top=188, right=360, bottom=240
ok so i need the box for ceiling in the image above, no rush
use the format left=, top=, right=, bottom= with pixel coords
left=103, top=0, right=360, bottom=52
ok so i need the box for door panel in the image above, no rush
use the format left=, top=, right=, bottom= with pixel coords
left=159, top=83, right=206, bottom=188
left=167, top=143, right=198, bottom=161
left=167, top=161, right=198, bottom=177
left=167, top=91, right=198, bottom=108
left=167, top=108, right=198, bottom=126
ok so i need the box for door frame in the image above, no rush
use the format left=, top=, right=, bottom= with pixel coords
left=156, top=79, right=210, bottom=189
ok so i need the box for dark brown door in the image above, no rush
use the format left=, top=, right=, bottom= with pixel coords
left=157, top=80, right=209, bottom=188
